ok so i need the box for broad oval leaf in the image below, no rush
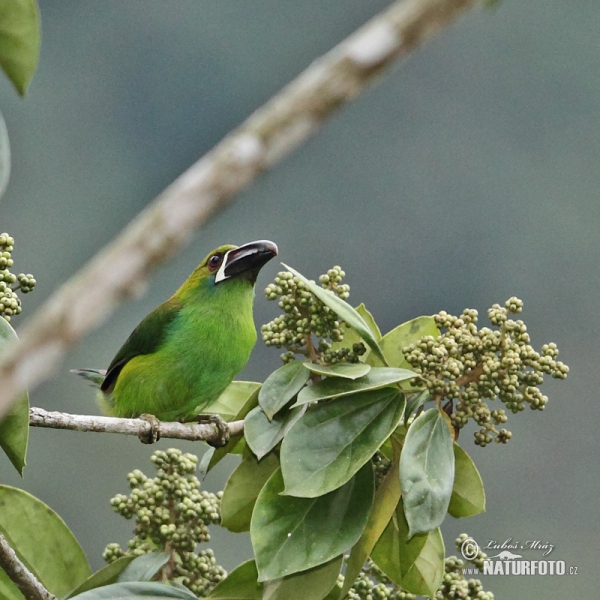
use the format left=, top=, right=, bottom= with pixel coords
left=371, top=500, right=445, bottom=596
left=0, top=0, right=41, bottom=96
left=0, top=485, right=91, bottom=597
left=72, top=581, right=197, bottom=600
left=294, top=367, right=415, bottom=407
left=282, top=264, right=386, bottom=364
left=0, top=318, right=29, bottom=475
left=259, top=361, right=309, bottom=420
left=369, top=316, right=440, bottom=368
left=245, top=405, right=306, bottom=460
left=400, top=408, right=455, bottom=536
left=448, top=443, right=486, bottom=518
left=251, top=465, right=374, bottom=582
left=262, top=555, right=343, bottom=600
left=221, top=451, right=279, bottom=532
left=0, top=109, right=9, bottom=200
left=303, top=362, right=371, bottom=380
left=207, top=560, right=263, bottom=600
left=65, top=556, right=137, bottom=598
left=203, top=381, right=261, bottom=420
left=117, top=552, right=170, bottom=583
left=281, top=388, right=405, bottom=497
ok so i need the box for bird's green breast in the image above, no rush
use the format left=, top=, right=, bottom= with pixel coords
left=108, top=278, right=257, bottom=421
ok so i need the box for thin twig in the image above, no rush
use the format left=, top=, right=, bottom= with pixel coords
left=0, top=533, right=56, bottom=600
left=0, top=0, right=478, bottom=419
left=29, top=407, right=244, bottom=443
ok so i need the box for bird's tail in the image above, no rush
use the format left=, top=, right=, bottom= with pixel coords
left=70, top=368, right=107, bottom=388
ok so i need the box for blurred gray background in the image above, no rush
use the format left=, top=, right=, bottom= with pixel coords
left=1, top=1, right=597, bottom=597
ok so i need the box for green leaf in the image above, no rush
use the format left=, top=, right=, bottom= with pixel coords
left=303, top=362, right=371, bottom=380
left=369, top=316, right=440, bottom=369
left=0, top=109, right=10, bottom=200
left=206, top=385, right=260, bottom=472
left=71, top=581, right=197, bottom=599
left=207, top=560, right=263, bottom=600
left=400, top=408, right=455, bottom=537
left=0, top=318, right=29, bottom=475
left=258, top=362, right=309, bottom=420
left=340, top=440, right=401, bottom=599
left=221, top=451, right=279, bottom=533
left=355, top=303, right=382, bottom=340
left=282, top=264, right=387, bottom=364
left=65, top=556, right=137, bottom=598
left=245, top=405, right=306, bottom=460
left=117, top=552, right=170, bottom=583
left=281, top=388, right=405, bottom=497
left=448, top=443, right=486, bottom=518
left=0, top=485, right=91, bottom=597
left=331, top=303, right=382, bottom=354
left=0, top=0, right=40, bottom=96
left=0, top=568, right=23, bottom=600
left=371, top=500, right=445, bottom=596
left=294, top=367, right=415, bottom=407
left=0, top=389, right=29, bottom=476
left=404, top=390, right=431, bottom=423
left=203, top=381, right=261, bottom=420
left=251, top=464, right=374, bottom=582
left=262, top=555, right=343, bottom=600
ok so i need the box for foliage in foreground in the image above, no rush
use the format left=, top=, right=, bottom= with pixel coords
left=0, top=261, right=567, bottom=600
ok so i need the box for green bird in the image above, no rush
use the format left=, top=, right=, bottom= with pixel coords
left=74, top=240, right=277, bottom=431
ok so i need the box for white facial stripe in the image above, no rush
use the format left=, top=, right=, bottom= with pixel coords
left=214, top=249, right=233, bottom=283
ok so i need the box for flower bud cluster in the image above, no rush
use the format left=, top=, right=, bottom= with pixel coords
left=434, top=534, right=494, bottom=600
left=329, top=560, right=416, bottom=600
left=333, top=536, right=494, bottom=600
left=0, top=233, right=35, bottom=322
left=103, top=448, right=225, bottom=596
left=403, top=298, right=568, bottom=446
left=261, top=266, right=365, bottom=364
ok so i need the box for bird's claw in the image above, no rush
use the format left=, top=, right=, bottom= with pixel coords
left=138, top=413, right=161, bottom=444
left=193, top=414, right=230, bottom=448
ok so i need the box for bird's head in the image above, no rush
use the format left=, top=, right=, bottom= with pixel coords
left=185, top=240, right=278, bottom=294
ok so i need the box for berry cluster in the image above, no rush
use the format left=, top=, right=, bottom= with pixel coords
left=403, top=298, right=568, bottom=446
left=435, top=535, right=494, bottom=600
left=0, top=233, right=35, bottom=322
left=347, top=561, right=416, bottom=600
left=372, top=451, right=392, bottom=489
left=104, top=448, right=226, bottom=597
left=328, top=534, right=493, bottom=600
left=262, top=266, right=365, bottom=364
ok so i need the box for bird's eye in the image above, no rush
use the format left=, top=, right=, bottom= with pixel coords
left=208, top=254, right=223, bottom=272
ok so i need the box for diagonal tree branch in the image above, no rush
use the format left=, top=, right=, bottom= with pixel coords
left=0, top=533, right=56, bottom=600
left=0, top=0, right=478, bottom=418
left=29, top=407, right=244, bottom=444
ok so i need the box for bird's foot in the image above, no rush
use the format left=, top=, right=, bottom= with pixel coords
left=138, top=413, right=161, bottom=444
left=193, top=414, right=230, bottom=448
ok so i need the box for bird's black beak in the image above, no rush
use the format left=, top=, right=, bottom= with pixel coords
left=215, top=240, right=278, bottom=284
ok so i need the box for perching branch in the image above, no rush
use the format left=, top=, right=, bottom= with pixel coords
left=29, top=407, right=244, bottom=444
left=0, top=0, right=478, bottom=418
left=0, top=533, right=56, bottom=600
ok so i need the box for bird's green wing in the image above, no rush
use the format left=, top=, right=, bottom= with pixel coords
left=101, top=299, right=181, bottom=393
